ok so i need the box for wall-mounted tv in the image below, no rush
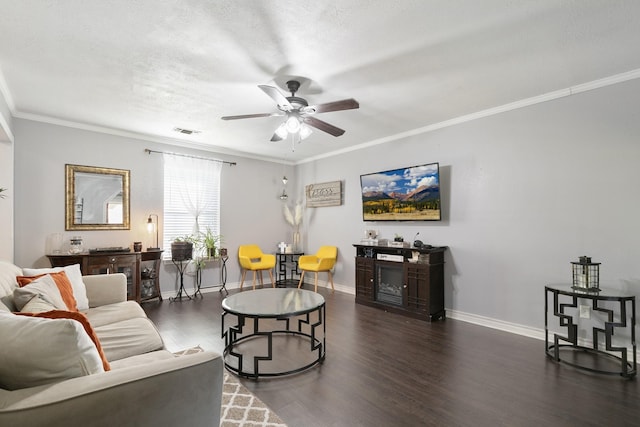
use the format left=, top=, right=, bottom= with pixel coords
left=360, top=162, right=441, bottom=221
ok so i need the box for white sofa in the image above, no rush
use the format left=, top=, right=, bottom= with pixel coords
left=0, top=260, right=223, bottom=427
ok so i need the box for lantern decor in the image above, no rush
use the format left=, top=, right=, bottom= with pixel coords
left=571, top=256, right=600, bottom=291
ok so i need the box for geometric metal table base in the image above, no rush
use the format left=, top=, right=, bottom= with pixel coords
left=222, top=289, right=326, bottom=379
left=545, top=285, right=636, bottom=379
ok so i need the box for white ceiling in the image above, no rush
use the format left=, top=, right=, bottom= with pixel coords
left=1, top=1, right=639, bottom=163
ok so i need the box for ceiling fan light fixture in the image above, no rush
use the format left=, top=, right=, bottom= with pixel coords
left=299, top=124, right=313, bottom=140
left=285, top=116, right=301, bottom=133
left=275, top=123, right=288, bottom=139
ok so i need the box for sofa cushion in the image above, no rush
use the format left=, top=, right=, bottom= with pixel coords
left=0, top=312, right=104, bottom=390
left=16, top=310, right=111, bottom=372
left=83, top=300, right=148, bottom=327
left=17, top=271, right=78, bottom=312
left=94, top=317, right=165, bottom=361
left=23, top=264, right=89, bottom=310
left=19, top=295, right=58, bottom=313
left=13, top=275, right=67, bottom=311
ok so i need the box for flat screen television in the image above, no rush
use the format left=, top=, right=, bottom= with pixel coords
left=360, top=162, right=441, bottom=221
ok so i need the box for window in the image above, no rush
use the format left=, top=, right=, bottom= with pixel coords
left=163, top=154, right=221, bottom=260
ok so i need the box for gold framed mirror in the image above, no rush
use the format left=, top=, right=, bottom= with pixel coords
left=65, top=164, right=130, bottom=230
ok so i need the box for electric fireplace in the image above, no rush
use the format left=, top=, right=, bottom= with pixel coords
left=376, top=262, right=404, bottom=306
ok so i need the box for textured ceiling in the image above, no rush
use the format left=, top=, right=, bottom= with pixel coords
left=1, top=1, right=639, bottom=163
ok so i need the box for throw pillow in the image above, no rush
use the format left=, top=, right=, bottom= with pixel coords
left=17, top=271, right=78, bottom=312
left=0, top=312, right=105, bottom=390
left=16, top=310, right=110, bottom=372
left=20, top=295, right=58, bottom=313
left=13, top=274, right=68, bottom=311
left=23, top=264, right=89, bottom=310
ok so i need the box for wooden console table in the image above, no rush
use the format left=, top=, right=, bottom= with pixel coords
left=353, top=244, right=447, bottom=321
left=47, top=250, right=163, bottom=303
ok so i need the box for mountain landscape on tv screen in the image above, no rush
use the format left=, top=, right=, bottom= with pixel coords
left=363, top=185, right=440, bottom=202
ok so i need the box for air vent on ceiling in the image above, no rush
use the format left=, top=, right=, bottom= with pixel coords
left=173, top=127, right=201, bottom=135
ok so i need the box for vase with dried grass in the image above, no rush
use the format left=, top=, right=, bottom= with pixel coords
left=284, top=201, right=303, bottom=252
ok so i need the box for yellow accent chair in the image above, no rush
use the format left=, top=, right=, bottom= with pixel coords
left=238, top=244, right=276, bottom=290
left=297, top=246, right=337, bottom=292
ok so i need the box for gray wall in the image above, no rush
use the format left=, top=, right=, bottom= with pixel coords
left=13, top=118, right=293, bottom=293
left=297, top=78, right=640, bottom=331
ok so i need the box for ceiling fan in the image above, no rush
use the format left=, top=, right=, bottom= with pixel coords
left=221, top=80, right=359, bottom=142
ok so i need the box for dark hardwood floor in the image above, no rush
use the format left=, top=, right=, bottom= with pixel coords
left=143, top=287, right=640, bottom=427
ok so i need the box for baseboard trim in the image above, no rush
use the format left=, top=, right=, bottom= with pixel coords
left=446, top=309, right=545, bottom=341
left=158, top=280, right=355, bottom=300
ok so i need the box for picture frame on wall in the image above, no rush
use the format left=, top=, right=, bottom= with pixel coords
left=305, top=181, right=342, bottom=207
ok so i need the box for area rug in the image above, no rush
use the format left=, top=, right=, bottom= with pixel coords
left=174, top=346, right=287, bottom=426
left=221, top=373, right=287, bottom=427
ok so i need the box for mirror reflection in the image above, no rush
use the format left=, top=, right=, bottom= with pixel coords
left=65, top=164, right=130, bottom=230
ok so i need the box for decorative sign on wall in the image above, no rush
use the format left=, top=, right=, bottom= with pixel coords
left=305, top=180, right=342, bottom=207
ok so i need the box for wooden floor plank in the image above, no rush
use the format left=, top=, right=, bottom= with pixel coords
left=143, top=286, right=640, bottom=427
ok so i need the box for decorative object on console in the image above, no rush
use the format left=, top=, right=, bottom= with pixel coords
left=389, top=235, right=408, bottom=248
left=360, top=229, right=378, bottom=245
left=133, top=242, right=142, bottom=252
left=47, top=233, right=64, bottom=255
left=360, top=162, right=441, bottom=221
left=413, top=232, right=423, bottom=248
left=571, top=256, right=600, bottom=291
left=146, top=213, right=160, bottom=250
left=69, top=236, right=83, bottom=254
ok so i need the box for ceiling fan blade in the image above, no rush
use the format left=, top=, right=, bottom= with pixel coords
left=221, top=112, right=282, bottom=120
left=304, top=116, right=346, bottom=137
left=305, top=98, right=359, bottom=114
left=270, top=132, right=284, bottom=142
left=258, top=85, right=293, bottom=111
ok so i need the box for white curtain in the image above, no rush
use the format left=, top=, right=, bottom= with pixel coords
left=163, top=154, right=222, bottom=236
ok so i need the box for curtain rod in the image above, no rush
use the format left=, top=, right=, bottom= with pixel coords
left=144, top=148, right=237, bottom=166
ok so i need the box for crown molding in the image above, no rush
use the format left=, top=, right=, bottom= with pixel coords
left=299, top=68, right=640, bottom=165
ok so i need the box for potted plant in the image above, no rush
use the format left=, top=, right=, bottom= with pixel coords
left=203, top=227, right=223, bottom=259
left=171, top=235, right=194, bottom=261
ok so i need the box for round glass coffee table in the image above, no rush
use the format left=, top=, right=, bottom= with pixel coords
left=221, top=288, right=326, bottom=378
